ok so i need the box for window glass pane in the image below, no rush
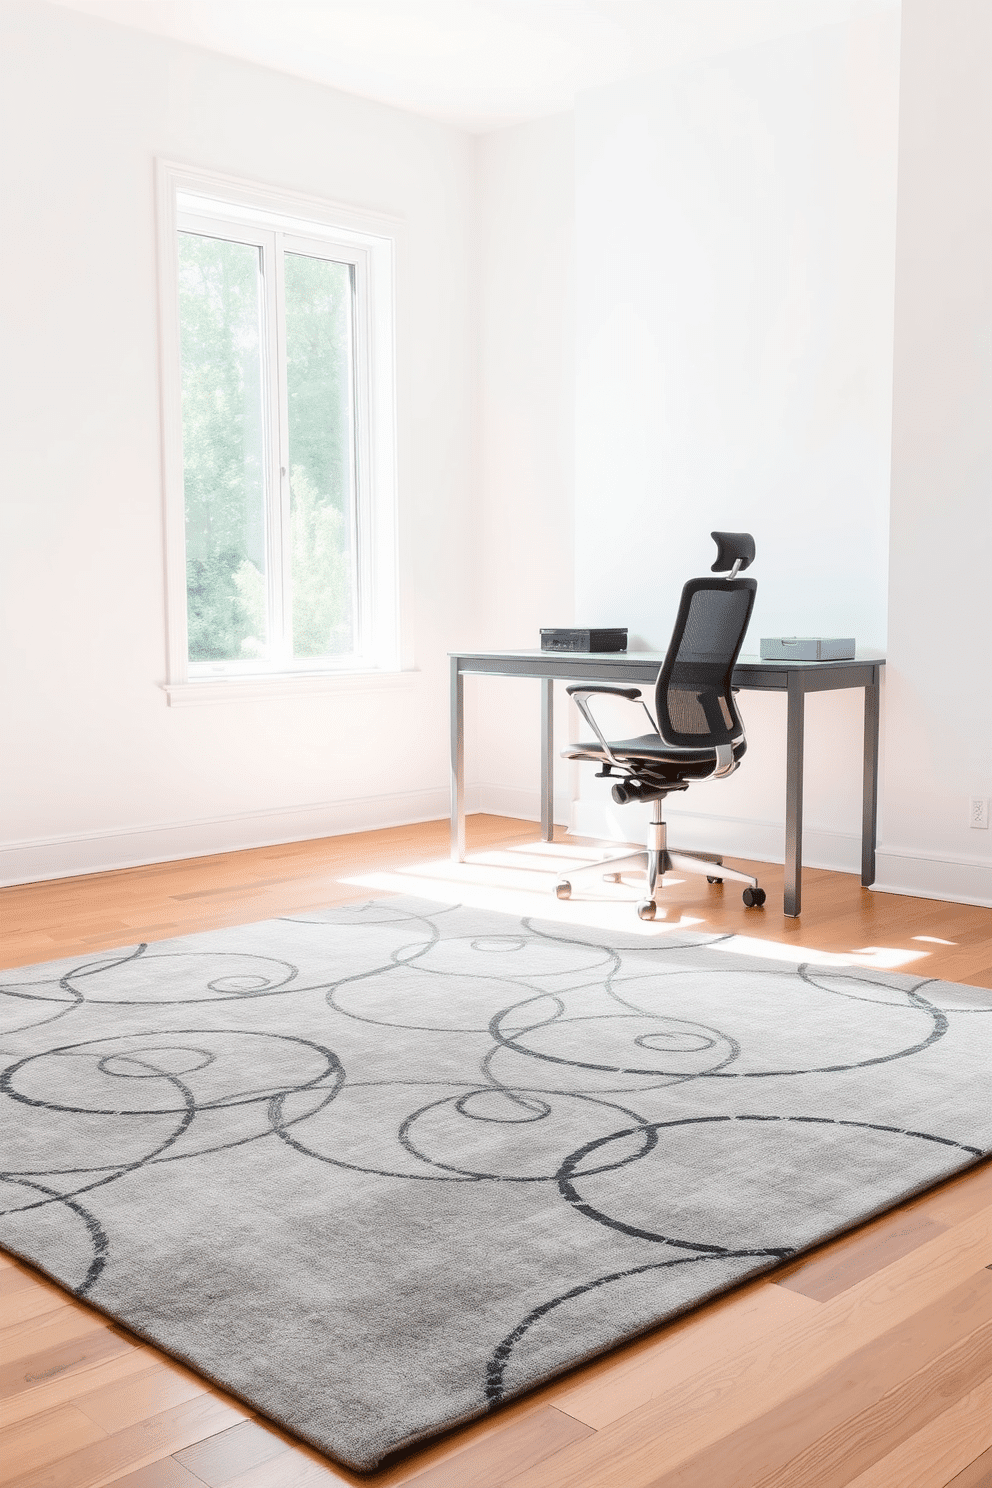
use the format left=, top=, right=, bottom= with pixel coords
left=284, top=253, right=357, bottom=658
left=178, top=232, right=268, bottom=663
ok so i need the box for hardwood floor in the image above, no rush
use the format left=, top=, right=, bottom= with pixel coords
left=2, top=815, right=991, bottom=1488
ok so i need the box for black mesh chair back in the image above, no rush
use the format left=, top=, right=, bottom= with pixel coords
left=554, top=532, right=765, bottom=916
left=654, top=576, right=757, bottom=748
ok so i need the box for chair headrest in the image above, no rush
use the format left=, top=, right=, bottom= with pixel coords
left=710, top=531, right=756, bottom=573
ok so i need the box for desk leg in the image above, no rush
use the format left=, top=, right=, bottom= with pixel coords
left=450, top=658, right=465, bottom=862
left=540, top=677, right=554, bottom=842
left=784, top=672, right=806, bottom=917
left=862, top=669, right=880, bottom=887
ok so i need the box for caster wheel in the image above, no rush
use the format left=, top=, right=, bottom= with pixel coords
left=636, top=900, right=657, bottom=921
left=555, top=881, right=571, bottom=900
left=742, top=887, right=766, bottom=908
left=706, top=876, right=723, bottom=885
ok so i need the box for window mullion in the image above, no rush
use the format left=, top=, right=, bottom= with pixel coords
left=350, top=257, right=369, bottom=660
left=262, top=229, right=287, bottom=666
left=273, top=234, right=294, bottom=664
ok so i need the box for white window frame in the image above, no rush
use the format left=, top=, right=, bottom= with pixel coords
left=157, top=161, right=400, bottom=700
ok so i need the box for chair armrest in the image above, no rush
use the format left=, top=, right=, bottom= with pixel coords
left=566, top=684, right=653, bottom=767
left=565, top=684, right=642, bottom=700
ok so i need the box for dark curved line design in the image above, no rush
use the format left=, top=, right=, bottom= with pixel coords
left=3, top=1176, right=109, bottom=1296
left=484, top=1248, right=779, bottom=1404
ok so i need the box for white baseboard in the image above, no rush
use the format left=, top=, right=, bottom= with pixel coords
left=7, top=787, right=988, bottom=910
left=872, top=847, right=992, bottom=908
left=569, top=800, right=859, bottom=871
left=0, top=788, right=452, bottom=887
left=0, top=782, right=558, bottom=888
left=470, top=783, right=570, bottom=825
left=569, top=800, right=992, bottom=907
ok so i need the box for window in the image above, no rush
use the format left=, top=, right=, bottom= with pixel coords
left=158, top=165, right=398, bottom=692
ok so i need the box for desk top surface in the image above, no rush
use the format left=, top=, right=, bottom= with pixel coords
left=450, top=647, right=885, bottom=672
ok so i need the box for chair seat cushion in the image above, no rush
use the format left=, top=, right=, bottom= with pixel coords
left=563, top=733, right=746, bottom=779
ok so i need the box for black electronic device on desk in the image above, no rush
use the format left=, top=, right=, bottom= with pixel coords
left=540, top=627, right=628, bottom=653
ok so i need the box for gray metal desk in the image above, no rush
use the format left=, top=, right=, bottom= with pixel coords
left=449, top=648, right=884, bottom=917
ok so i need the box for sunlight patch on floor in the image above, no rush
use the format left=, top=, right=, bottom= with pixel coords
left=710, top=936, right=930, bottom=970
left=343, top=861, right=706, bottom=937
left=343, top=843, right=935, bottom=970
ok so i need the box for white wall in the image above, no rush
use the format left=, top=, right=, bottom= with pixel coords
left=878, top=0, right=992, bottom=904
left=467, top=113, right=576, bottom=827
left=4, top=0, right=991, bottom=911
left=0, top=0, right=478, bottom=882
left=570, top=14, right=901, bottom=871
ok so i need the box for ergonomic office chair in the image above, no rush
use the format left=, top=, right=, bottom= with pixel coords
left=556, top=531, right=766, bottom=920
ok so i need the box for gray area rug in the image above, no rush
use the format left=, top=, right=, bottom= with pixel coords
left=2, top=897, right=992, bottom=1470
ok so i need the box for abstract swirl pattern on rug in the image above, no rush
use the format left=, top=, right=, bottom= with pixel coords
left=2, top=897, right=991, bottom=1470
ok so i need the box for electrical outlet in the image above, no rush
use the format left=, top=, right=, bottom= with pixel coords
left=970, top=797, right=989, bottom=829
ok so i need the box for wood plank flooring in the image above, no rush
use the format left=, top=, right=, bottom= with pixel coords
left=1, top=815, right=991, bottom=1488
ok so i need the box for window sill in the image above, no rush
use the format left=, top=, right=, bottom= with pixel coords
left=162, top=669, right=419, bottom=707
